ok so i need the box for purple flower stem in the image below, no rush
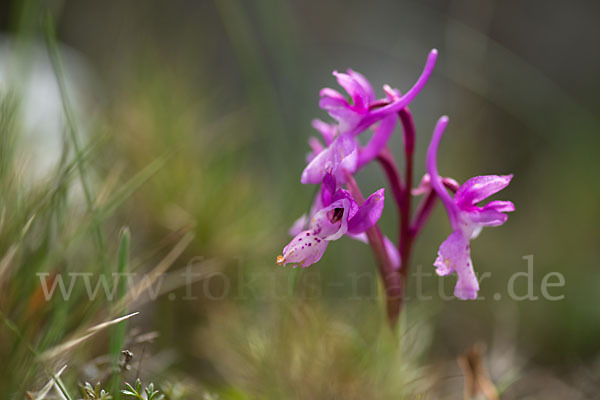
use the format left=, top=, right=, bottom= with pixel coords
left=344, top=170, right=403, bottom=327
left=376, top=147, right=404, bottom=209
left=410, top=190, right=437, bottom=239
left=373, top=107, right=418, bottom=317
left=397, top=108, right=415, bottom=312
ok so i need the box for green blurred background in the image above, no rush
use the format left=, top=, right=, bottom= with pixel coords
left=0, top=0, right=599, bottom=398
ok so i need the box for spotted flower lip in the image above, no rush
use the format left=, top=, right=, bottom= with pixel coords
left=277, top=173, right=385, bottom=268
left=288, top=172, right=401, bottom=269
left=426, top=116, right=515, bottom=299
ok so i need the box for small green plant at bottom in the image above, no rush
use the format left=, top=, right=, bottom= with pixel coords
left=81, top=382, right=112, bottom=400
left=121, top=379, right=164, bottom=400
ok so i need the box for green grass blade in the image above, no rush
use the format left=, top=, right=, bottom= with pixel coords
left=110, top=227, right=131, bottom=398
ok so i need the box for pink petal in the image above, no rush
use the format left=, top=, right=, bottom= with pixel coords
left=306, top=136, right=325, bottom=163
left=412, top=174, right=460, bottom=196
left=308, top=136, right=324, bottom=155
left=347, top=232, right=368, bottom=244
left=454, top=175, right=513, bottom=208
left=336, top=143, right=359, bottom=183
left=333, top=70, right=368, bottom=111
left=331, top=188, right=359, bottom=220
left=318, top=95, right=348, bottom=111
left=319, top=87, right=346, bottom=101
left=347, top=188, right=385, bottom=234
left=466, top=208, right=508, bottom=228
left=323, top=109, right=362, bottom=134
left=443, top=177, right=461, bottom=193
left=320, top=172, right=336, bottom=207
left=483, top=200, right=515, bottom=213
left=311, top=119, right=336, bottom=145
left=301, top=135, right=358, bottom=184
left=309, top=198, right=353, bottom=240
left=357, top=114, right=397, bottom=168
left=462, top=200, right=515, bottom=232
left=412, top=174, right=432, bottom=196
left=383, top=84, right=401, bottom=99
left=318, top=92, right=363, bottom=134
left=347, top=69, right=375, bottom=103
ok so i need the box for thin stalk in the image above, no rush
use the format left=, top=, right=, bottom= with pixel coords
left=110, top=227, right=131, bottom=398
left=376, top=147, right=403, bottom=209
left=397, top=108, right=416, bottom=311
left=371, top=103, right=417, bottom=318
left=411, top=190, right=437, bottom=239
left=344, top=172, right=402, bottom=327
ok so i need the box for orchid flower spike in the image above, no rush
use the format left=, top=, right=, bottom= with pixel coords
left=277, top=173, right=385, bottom=268
left=426, top=116, right=515, bottom=300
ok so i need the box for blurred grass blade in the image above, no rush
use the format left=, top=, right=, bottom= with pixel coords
left=39, top=332, right=96, bottom=361
left=43, top=12, right=94, bottom=209
left=110, top=227, right=131, bottom=398
left=31, top=365, right=67, bottom=400
left=39, top=312, right=139, bottom=360
left=53, top=376, right=70, bottom=400
left=88, top=312, right=140, bottom=333
left=0, top=244, right=18, bottom=286
left=43, top=12, right=107, bottom=270
left=0, top=311, right=73, bottom=399
left=31, top=154, right=170, bottom=282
